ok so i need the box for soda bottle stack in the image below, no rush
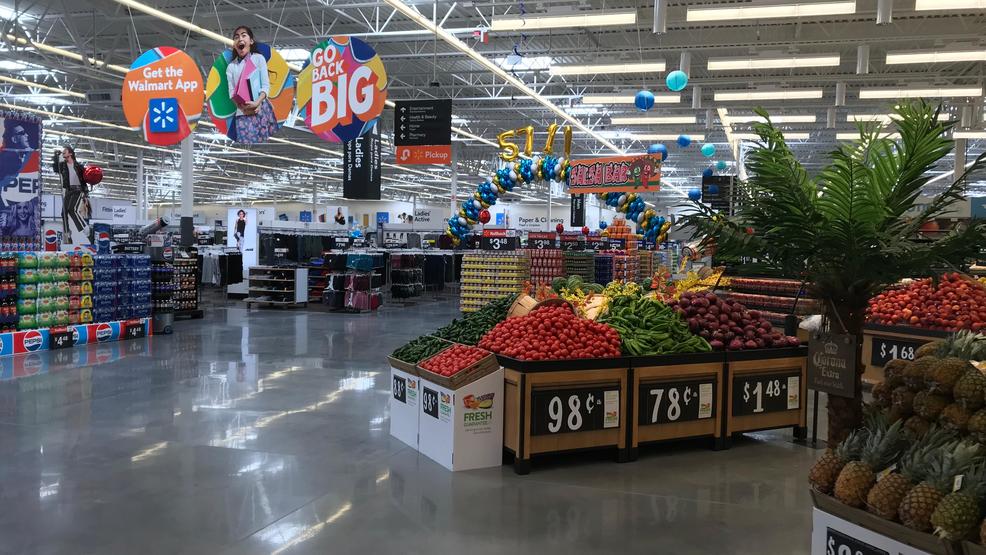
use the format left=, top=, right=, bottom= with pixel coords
left=68, top=251, right=95, bottom=325
left=0, top=252, right=18, bottom=333
left=123, top=255, right=152, bottom=319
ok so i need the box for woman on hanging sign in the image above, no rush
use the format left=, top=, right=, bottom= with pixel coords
left=52, top=145, right=90, bottom=244
left=225, top=26, right=278, bottom=144
left=234, top=209, right=247, bottom=251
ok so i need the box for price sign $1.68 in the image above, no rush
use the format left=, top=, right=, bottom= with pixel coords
left=870, top=335, right=924, bottom=366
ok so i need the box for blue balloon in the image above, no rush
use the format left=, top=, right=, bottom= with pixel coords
left=676, top=134, right=692, bottom=148
left=708, top=184, right=720, bottom=195
left=666, top=70, right=688, bottom=92
left=634, top=90, right=655, bottom=111
left=716, top=160, right=728, bottom=171
left=599, top=221, right=608, bottom=230
left=688, top=188, right=702, bottom=201
left=702, top=167, right=714, bottom=178
left=700, top=143, right=716, bottom=158
left=647, top=143, right=668, bottom=161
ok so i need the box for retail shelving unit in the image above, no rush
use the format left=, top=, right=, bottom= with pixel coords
left=245, top=266, right=308, bottom=308
left=173, top=256, right=203, bottom=319
left=720, top=277, right=820, bottom=328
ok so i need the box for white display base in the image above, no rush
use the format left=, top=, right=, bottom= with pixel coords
left=389, top=367, right=420, bottom=449
left=418, top=368, right=504, bottom=472
left=811, top=507, right=932, bottom=555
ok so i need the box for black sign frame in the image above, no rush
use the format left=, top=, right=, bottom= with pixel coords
left=732, top=371, right=801, bottom=416
left=570, top=194, right=586, bottom=227
left=638, top=379, right=716, bottom=425
left=123, top=322, right=146, bottom=341
left=393, top=374, right=407, bottom=404
left=422, top=386, right=439, bottom=419
left=343, top=125, right=381, bottom=200
left=808, top=332, right=857, bottom=398
left=825, top=528, right=888, bottom=555
left=530, top=385, right=620, bottom=436
left=49, top=330, right=74, bottom=350
left=870, top=336, right=925, bottom=367
left=480, top=235, right=518, bottom=251
left=394, top=99, right=452, bottom=146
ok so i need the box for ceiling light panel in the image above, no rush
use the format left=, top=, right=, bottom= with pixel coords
left=582, top=93, right=680, bottom=105
left=728, top=115, right=818, bottom=124
left=490, top=9, right=636, bottom=31
left=954, top=131, right=986, bottom=139
left=550, top=61, right=666, bottom=76
left=707, top=54, right=841, bottom=71
left=837, top=132, right=901, bottom=139
left=885, top=50, right=986, bottom=64
left=914, top=0, right=986, bottom=10
left=687, top=1, right=856, bottom=21
left=714, top=89, right=824, bottom=101
left=734, top=132, right=811, bottom=141
left=858, top=87, right=983, bottom=99
left=609, top=115, right=696, bottom=125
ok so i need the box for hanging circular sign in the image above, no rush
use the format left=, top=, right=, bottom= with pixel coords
left=205, top=43, right=296, bottom=143
left=297, top=36, right=387, bottom=143
left=121, top=47, right=203, bottom=146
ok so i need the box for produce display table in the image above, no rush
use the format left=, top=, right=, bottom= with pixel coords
left=861, top=324, right=948, bottom=385
left=629, top=351, right=725, bottom=459
left=387, top=356, right=421, bottom=450
left=498, top=356, right=631, bottom=475
left=722, top=346, right=808, bottom=447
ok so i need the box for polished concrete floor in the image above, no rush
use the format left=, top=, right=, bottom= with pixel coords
left=0, top=297, right=819, bottom=554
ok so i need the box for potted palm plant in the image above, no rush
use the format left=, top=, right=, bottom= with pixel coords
left=680, top=100, right=986, bottom=442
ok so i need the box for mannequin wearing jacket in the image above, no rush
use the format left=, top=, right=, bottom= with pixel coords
left=52, top=145, right=89, bottom=243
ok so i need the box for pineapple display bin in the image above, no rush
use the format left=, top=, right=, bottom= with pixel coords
left=810, top=490, right=961, bottom=555
left=628, top=351, right=727, bottom=460
left=497, top=355, right=632, bottom=475
left=722, top=346, right=809, bottom=448
left=862, top=324, right=949, bottom=386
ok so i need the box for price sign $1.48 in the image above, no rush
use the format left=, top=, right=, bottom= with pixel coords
left=531, top=387, right=619, bottom=435
left=732, top=372, right=800, bottom=416
left=638, top=379, right=714, bottom=425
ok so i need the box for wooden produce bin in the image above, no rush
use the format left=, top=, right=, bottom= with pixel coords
left=861, top=324, right=948, bottom=386
left=629, top=351, right=726, bottom=459
left=499, top=356, right=631, bottom=475
left=723, top=346, right=808, bottom=447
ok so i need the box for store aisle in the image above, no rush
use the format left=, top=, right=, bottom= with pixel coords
left=0, top=301, right=816, bottom=554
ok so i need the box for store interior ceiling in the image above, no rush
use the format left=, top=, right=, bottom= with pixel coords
left=1, top=0, right=985, bottom=208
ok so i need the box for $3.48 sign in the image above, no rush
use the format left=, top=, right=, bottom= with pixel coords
left=638, top=379, right=715, bottom=425
left=869, top=336, right=925, bottom=367
left=732, top=372, right=801, bottom=416
left=531, top=387, right=620, bottom=435
left=480, top=235, right=517, bottom=251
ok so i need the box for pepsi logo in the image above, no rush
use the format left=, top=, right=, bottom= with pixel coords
left=72, top=327, right=82, bottom=344
left=44, top=229, right=58, bottom=245
left=0, top=335, right=5, bottom=352
left=95, top=323, right=112, bottom=342
left=97, top=232, right=110, bottom=241
left=22, top=330, right=43, bottom=351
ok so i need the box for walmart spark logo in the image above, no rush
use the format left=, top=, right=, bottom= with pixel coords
left=149, top=98, right=179, bottom=132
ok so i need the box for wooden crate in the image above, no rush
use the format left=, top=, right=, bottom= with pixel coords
left=724, top=346, right=808, bottom=444
left=417, top=351, right=500, bottom=390
left=861, top=324, right=947, bottom=385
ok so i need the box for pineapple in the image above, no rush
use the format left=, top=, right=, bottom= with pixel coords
left=891, top=386, right=916, bottom=417
left=954, top=368, right=986, bottom=411
left=871, top=382, right=892, bottom=408
left=929, top=357, right=973, bottom=394
left=903, top=415, right=932, bottom=439
left=941, top=403, right=973, bottom=432
left=916, top=340, right=944, bottom=359
left=899, top=442, right=984, bottom=531
left=810, top=428, right=868, bottom=494
left=834, top=420, right=907, bottom=507
left=904, top=357, right=938, bottom=391
left=969, top=409, right=986, bottom=443
left=931, top=464, right=986, bottom=540
left=913, top=390, right=949, bottom=420
left=937, top=330, right=986, bottom=361
left=866, top=427, right=956, bottom=520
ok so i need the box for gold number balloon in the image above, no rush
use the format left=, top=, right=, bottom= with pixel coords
left=519, top=125, right=535, bottom=157
left=542, top=123, right=559, bottom=154
left=563, top=125, right=573, bottom=159
left=498, top=129, right=519, bottom=161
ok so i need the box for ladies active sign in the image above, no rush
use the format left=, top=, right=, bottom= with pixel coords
left=121, top=47, right=204, bottom=146
left=297, top=36, right=387, bottom=143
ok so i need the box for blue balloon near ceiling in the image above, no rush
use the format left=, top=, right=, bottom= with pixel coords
left=716, top=160, right=728, bottom=171
left=700, top=143, right=716, bottom=157
left=634, top=90, right=655, bottom=111
left=702, top=167, right=714, bottom=178
left=666, top=70, right=689, bottom=92
left=687, top=188, right=702, bottom=201
left=676, top=134, right=692, bottom=148
left=708, top=184, right=720, bottom=195
left=648, top=143, right=669, bottom=161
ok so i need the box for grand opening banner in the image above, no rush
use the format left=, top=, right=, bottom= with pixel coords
left=0, top=109, right=42, bottom=247
left=567, top=154, right=662, bottom=194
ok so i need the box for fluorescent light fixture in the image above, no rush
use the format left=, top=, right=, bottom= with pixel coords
left=714, top=89, right=824, bottom=101
left=728, top=114, right=818, bottom=124
left=496, top=55, right=553, bottom=72
left=582, top=93, right=680, bottom=104
left=859, top=87, right=983, bottom=99
left=688, top=1, right=856, bottom=21
left=837, top=132, right=901, bottom=140
left=550, top=61, right=665, bottom=76
left=954, top=131, right=986, bottom=139
left=734, top=132, right=810, bottom=141
left=915, top=0, right=986, bottom=10
left=604, top=132, right=706, bottom=141
left=491, top=9, right=636, bottom=31
left=847, top=113, right=952, bottom=123
left=609, top=115, right=696, bottom=125
left=0, top=75, right=86, bottom=98
left=886, top=50, right=986, bottom=64
left=707, top=54, right=840, bottom=71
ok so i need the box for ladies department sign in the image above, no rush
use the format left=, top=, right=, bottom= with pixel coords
left=297, top=36, right=387, bottom=143
left=567, top=154, right=662, bottom=194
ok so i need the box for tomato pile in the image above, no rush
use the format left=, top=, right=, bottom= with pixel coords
left=478, top=305, right=622, bottom=360
left=419, top=344, right=490, bottom=377
left=867, top=273, right=986, bottom=331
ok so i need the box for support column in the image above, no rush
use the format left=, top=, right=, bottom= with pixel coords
left=135, top=151, right=145, bottom=222
left=180, top=135, right=194, bottom=246
left=546, top=184, right=552, bottom=231
left=311, top=181, right=318, bottom=216
left=956, top=139, right=967, bottom=184
left=450, top=144, right=459, bottom=216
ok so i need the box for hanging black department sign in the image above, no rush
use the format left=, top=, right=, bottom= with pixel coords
left=570, top=194, right=586, bottom=227
left=343, top=125, right=381, bottom=200
left=807, top=332, right=857, bottom=398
